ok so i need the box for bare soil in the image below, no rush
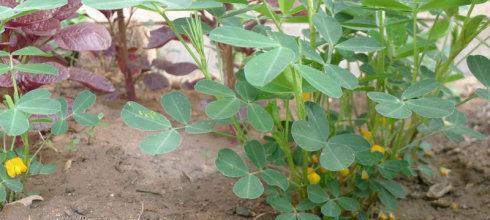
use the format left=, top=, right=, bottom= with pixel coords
left=0, top=87, right=488, bottom=220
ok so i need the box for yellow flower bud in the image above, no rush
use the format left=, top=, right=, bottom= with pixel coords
left=319, top=167, right=327, bottom=174
left=311, top=154, right=319, bottom=164
left=308, top=172, right=321, bottom=185
left=361, top=170, right=369, bottom=180
left=302, top=93, right=312, bottom=100
left=389, top=213, right=395, bottom=220
left=379, top=211, right=387, bottom=220
left=339, top=168, right=350, bottom=177
left=371, top=144, right=386, bottom=154
left=439, top=167, right=451, bottom=177
left=5, top=157, right=28, bottom=178
left=307, top=167, right=315, bottom=174
left=361, top=128, right=373, bottom=142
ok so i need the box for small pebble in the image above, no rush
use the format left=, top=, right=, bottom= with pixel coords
left=431, top=198, right=451, bottom=208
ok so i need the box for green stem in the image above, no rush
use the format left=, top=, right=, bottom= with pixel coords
left=307, top=0, right=316, bottom=48
left=411, top=11, right=420, bottom=83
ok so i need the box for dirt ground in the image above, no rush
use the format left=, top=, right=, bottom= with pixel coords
left=0, top=81, right=487, bottom=220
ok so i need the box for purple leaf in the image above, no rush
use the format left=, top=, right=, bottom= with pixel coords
left=10, top=10, right=56, bottom=27
left=152, top=59, right=198, bottom=76
left=54, top=0, right=82, bottom=20
left=21, top=18, right=61, bottom=36
left=181, top=78, right=204, bottom=90
left=143, top=72, right=169, bottom=90
left=55, top=22, right=111, bottom=51
left=128, top=48, right=151, bottom=74
left=23, top=62, right=70, bottom=90
left=69, top=67, right=116, bottom=93
left=146, top=25, right=177, bottom=49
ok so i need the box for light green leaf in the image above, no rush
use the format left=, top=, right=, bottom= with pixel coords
left=184, top=120, right=215, bottom=134
left=321, top=200, right=341, bottom=218
left=245, top=47, right=296, bottom=87
left=73, top=90, right=96, bottom=113
left=15, top=0, right=67, bottom=12
left=161, top=91, right=191, bottom=124
left=367, top=92, right=399, bottom=103
left=328, top=134, right=370, bottom=152
left=337, top=197, right=361, bottom=211
left=313, top=12, right=342, bottom=45
left=292, top=120, right=326, bottom=151
left=247, top=103, right=273, bottom=132
left=233, top=174, right=264, bottom=199
left=0, top=185, right=5, bottom=202
left=121, top=102, right=171, bottom=131
left=0, top=64, right=9, bottom=75
left=209, top=26, right=279, bottom=48
left=51, top=120, right=68, bottom=135
left=16, top=99, right=60, bottom=115
left=402, top=79, right=439, bottom=99
left=14, top=64, right=58, bottom=75
left=0, top=109, right=29, bottom=136
left=139, top=130, right=181, bottom=155
left=375, top=101, right=412, bottom=119
left=296, top=64, right=342, bottom=98
left=362, top=0, right=413, bottom=11
left=244, top=140, right=267, bottom=169
left=12, top=46, right=50, bottom=57
left=3, top=179, right=22, bottom=192
left=325, top=64, right=358, bottom=90
left=297, top=213, right=321, bottom=220
left=418, top=0, right=483, bottom=11
left=376, top=179, right=406, bottom=199
left=268, top=196, right=294, bottom=212
left=467, top=55, right=490, bottom=87
left=194, top=79, right=236, bottom=97
left=378, top=187, right=397, bottom=211
left=320, top=142, right=355, bottom=171
left=300, top=40, right=324, bottom=64
left=235, top=80, right=259, bottom=101
left=476, top=88, right=490, bottom=100
left=153, top=0, right=193, bottom=9
left=261, top=169, right=288, bottom=191
left=73, top=113, right=100, bottom=126
left=0, top=6, right=14, bottom=21
left=82, top=0, right=146, bottom=10
left=307, top=185, right=329, bottom=203
left=305, top=102, right=329, bottom=138
left=215, top=148, right=248, bottom=177
left=276, top=213, right=296, bottom=220
left=335, top=37, right=384, bottom=53
left=205, top=97, right=241, bottom=119
left=406, top=98, right=455, bottom=118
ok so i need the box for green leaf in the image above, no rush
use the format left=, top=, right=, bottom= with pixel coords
left=244, top=47, right=296, bottom=87
left=11, top=46, right=50, bottom=57
left=376, top=179, right=406, bottom=199
left=313, top=12, right=342, bottom=45
left=0, top=185, right=5, bottom=202
left=139, top=130, right=181, bottom=155
left=15, top=0, right=67, bottom=12
left=73, top=113, right=100, bottom=126
left=292, top=120, right=326, bottom=151
left=307, top=185, right=329, bottom=203
left=276, top=214, right=296, bottom=220
left=51, top=120, right=68, bottom=135
left=154, top=0, right=193, bottom=9
left=244, top=140, right=267, bottom=169
left=184, top=120, right=215, bottom=134
left=297, top=213, right=321, bottom=220
left=205, top=97, right=241, bottom=119
left=296, top=64, right=342, bottom=98
left=418, top=0, right=483, bottom=11
left=0, top=64, right=9, bottom=75
left=300, top=40, right=324, bottom=64
left=467, top=55, right=490, bottom=87
left=406, top=98, right=455, bottom=118
left=3, top=179, right=22, bottom=192
left=356, top=151, right=383, bottom=166
left=335, top=37, right=384, bottom=53
left=337, top=197, right=360, bottom=211
left=82, top=0, right=146, bottom=10
left=325, top=64, right=358, bottom=90
left=194, top=79, right=236, bottom=97
left=235, top=80, right=259, bottom=101
left=161, top=91, right=191, bottom=124
left=215, top=148, right=248, bottom=177
left=328, top=134, right=370, bottom=152
left=305, top=102, right=329, bottom=138
left=233, top=174, right=264, bottom=199
left=402, top=79, right=439, bottom=99
left=320, top=141, right=355, bottom=171
left=16, top=98, right=60, bottom=115
left=209, top=26, right=279, bottom=48
left=321, top=200, right=341, bottom=218
left=376, top=101, right=412, bottom=119
left=0, top=6, right=15, bottom=21
left=261, top=169, right=288, bottom=191
left=247, top=103, right=273, bottom=132
left=362, top=0, right=413, bottom=11
left=14, top=64, right=58, bottom=75
left=121, top=102, right=171, bottom=131
left=379, top=160, right=411, bottom=179
left=476, top=88, right=490, bottom=100
left=0, top=109, right=29, bottom=136
left=367, top=92, right=399, bottom=103
left=268, top=196, right=294, bottom=212
left=73, top=90, right=96, bottom=113
left=377, top=187, right=397, bottom=211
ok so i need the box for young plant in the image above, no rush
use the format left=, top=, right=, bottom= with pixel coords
left=0, top=0, right=108, bottom=204
left=107, top=0, right=487, bottom=219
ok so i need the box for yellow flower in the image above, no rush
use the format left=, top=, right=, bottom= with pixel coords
left=379, top=211, right=387, bottom=220
left=371, top=144, right=386, bottom=154
left=361, top=170, right=369, bottom=180
left=302, top=93, right=312, bottom=100
left=5, top=157, right=27, bottom=178
left=389, top=213, right=395, bottom=220
left=339, top=168, right=350, bottom=177
left=361, top=128, right=373, bottom=142
left=439, top=167, right=451, bottom=177
left=308, top=172, right=321, bottom=184
left=311, top=154, right=319, bottom=164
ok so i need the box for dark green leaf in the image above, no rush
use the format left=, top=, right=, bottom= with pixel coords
left=215, top=148, right=248, bottom=177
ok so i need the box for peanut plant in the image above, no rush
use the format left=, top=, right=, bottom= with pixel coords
left=86, top=0, right=488, bottom=219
